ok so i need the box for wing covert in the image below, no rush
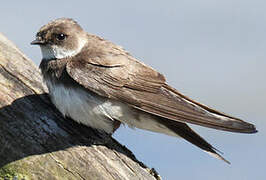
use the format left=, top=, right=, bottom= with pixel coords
left=66, top=53, right=256, bottom=134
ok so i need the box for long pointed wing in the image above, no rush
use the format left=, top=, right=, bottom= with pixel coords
left=66, top=52, right=257, bottom=134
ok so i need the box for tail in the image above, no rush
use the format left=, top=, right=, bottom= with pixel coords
left=156, top=117, right=230, bottom=164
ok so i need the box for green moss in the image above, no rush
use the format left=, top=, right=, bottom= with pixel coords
left=0, top=162, right=30, bottom=180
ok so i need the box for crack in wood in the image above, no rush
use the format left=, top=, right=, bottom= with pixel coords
left=49, top=153, right=86, bottom=180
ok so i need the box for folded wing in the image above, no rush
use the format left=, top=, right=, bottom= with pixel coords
left=66, top=54, right=257, bottom=134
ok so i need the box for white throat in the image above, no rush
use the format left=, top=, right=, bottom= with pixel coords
left=40, top=40, right=86, bottom=60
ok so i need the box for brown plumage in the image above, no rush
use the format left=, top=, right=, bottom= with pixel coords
left=32, top=18, right=257, bottom=164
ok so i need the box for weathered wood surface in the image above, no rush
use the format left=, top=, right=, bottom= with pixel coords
left=0, top=33, right=160, bottom=180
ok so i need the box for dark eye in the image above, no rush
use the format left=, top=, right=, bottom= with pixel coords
left=56, top=33, right=67, bottom=41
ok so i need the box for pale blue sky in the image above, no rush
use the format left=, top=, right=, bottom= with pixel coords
left=1, top=1, right=265, bottom=179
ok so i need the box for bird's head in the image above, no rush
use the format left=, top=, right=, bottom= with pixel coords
left=31, top=18, right=87, bottom=60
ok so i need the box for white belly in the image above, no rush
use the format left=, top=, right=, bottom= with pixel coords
left=46, top=81, right=121, bottom=133
left=45, top=79, right=177, bottom=136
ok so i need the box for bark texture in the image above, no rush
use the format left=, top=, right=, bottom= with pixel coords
left=0, top=33, right=160, bottom=180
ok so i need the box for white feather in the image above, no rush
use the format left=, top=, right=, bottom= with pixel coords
left=40, top=39, right=86, bottom=60
left=44, top=78, right=176, bottom=135
left=45, top=80, right=116, bottom=133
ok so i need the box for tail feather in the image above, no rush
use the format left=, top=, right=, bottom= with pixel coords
left=156, top=117, right=230, bottom=164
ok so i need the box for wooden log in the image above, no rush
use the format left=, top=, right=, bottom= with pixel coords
left=0, top=33, right=160, bottom=180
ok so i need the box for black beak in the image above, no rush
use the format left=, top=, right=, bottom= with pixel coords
left=30, top=37, right=45, bottom=45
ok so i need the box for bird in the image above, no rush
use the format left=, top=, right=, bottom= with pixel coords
left=31, top=18, right=257, bottom=164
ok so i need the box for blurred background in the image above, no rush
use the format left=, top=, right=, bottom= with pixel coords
left=0, top=1, right=265, bottom=179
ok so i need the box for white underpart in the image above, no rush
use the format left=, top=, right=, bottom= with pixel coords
left=45, top=79, right=177, bottom=135
left=46, top=80, right=114, bottom=133
left=40, top=39, right=86, bottom=59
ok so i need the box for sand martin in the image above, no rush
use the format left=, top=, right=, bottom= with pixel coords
left=31, top=18, right=257, bottom=163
